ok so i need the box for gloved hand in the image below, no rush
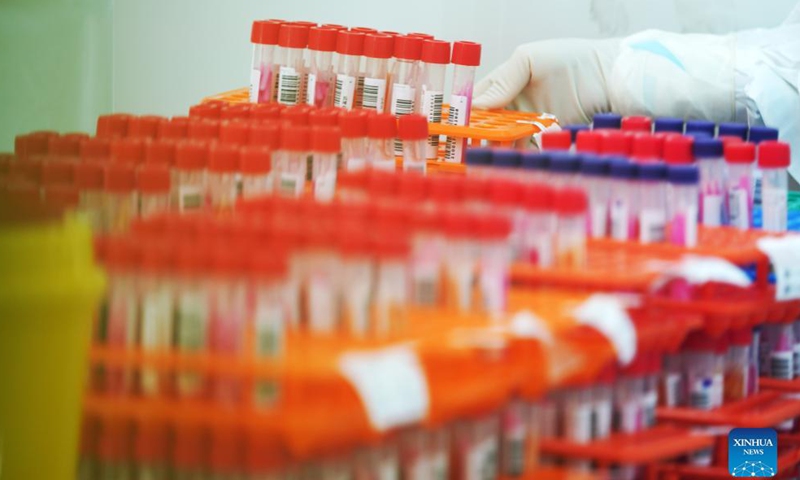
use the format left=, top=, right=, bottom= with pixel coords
left=472, top=38, right=621, bottom=126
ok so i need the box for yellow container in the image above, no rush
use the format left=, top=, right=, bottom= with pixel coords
left=0, top=213, right=105, bottom=479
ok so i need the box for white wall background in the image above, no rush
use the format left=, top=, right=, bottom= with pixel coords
left=111, top=0, right=798, bottom=117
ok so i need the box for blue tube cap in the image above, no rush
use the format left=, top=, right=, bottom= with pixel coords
left=749, top=126, right=779, bottom=144
left=593, top=113, right=622, bottom=130
left=638, top=162, right=667, bottom=180
left=549, top=152, right=581, bottom=173
left=609, top=158, right=638, bottom=179
left=667, top=165, right=699, bottom=184
left=718, top=122, right=748, bottom=140
left=492, top=148, right=521, bottom=168
left=579, top=154, right=610, bottom=176
left=654, top=117, right=684, bottom=133
left=685, top=120, right=716, bottom=137
left=521, top=152, right=549, bottom=171
left=466, top=147, right=492, bottom=166
left=563, top=124, right=590, bottom=142
left=693, top=137, right=723, bottom=159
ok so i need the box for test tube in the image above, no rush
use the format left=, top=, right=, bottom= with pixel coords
left=592, top=368, right=616, bottom=440
left=137, top=242, right=173, bottom=397
left=310, top=126, right=341, bottom=201
left=554, top=187, right=588, bottom=268
left=599, top=130, right=633, bottom=157
left=500, top=400, right=530, bottom=476
left=239, top=146, right=272, bottom=199
left=389, top=35, right=423, bottom=155
left=718, top=122, right=749, bottom=141
left=443, top=41, right=481, bottom=163
left=367, top=112, right=397, bottom=171
left=608, top=159, right=639, bottom=241
left=207, top=143, right=239, bottom=210
left=172, top=424, right=206, bottom=478
left=158, top=116, right=189, bottom=140
left=248, top=121, right=280, bottom=150
left=49, top=132, right=88, bottom=159
left=694, top=137, right=725, bottom=226
left=519, top=182, right=556, bottom=266
left=579, top=154, right=611, bottom=238
left=273, top=124, right=310, bottom=197
left=564, top=124, right=590, bottom=142
left=521, top=152, right=550, bottom=183
left=666, top=165, right=700, bottom=247
left=336, top=227, right=374, bottom=336
left=653, top=117, right=684, bottom=134
left=685, top=120, right=715, bottom=138
left=637, top=163, right=668, bottom=243
left=408, top=206, right=443, bottom=307
left=97, top=418, right=132, bottom=479
left=547, top=151, right=581, bottom=186
left=219, top=120, right=250, bottom=145
left=621, top=115, right=652, bottom=133
left=575, top=130, right=602, bottom=154
left=249, top=248, right=288, bottom=394
left=758, top=140, right=790, bottom=233
left=75, top=162, right=105, bottom=231
left=539, top=130, right=572, bottom=151
left=662, top=134, right=694, bottom=164
left=97, top=113, right=132, bottom=138
left=80, top=136, right=111, bottom=160
left=249, top=19, right=283, bottom=103
left=339, top=110, right=369, bottom=171
left=489, top=178, right=525, bottom=260
left=418, top=39, right=450, bottom=159
left=274, top=23, right=309, bottom=105
left=661, top=354, right=684, bottom=407
left=110, top=137, right=146, bottom=165
left=631, top=133, right=663, bottom=163
left=173, top=140, right=208, bottom=212
left=188, top=118, right=220, bottom=142
left=442, top=210, right=477, bottom=312
left=726, top=329, right=752, bottom=403
left=304, top=26, right=337, bottom=108
left=137, top=164, right=172, bottom=218
left=398, top=114, right=429, bottom=174
left=478, top=214, right=512, bottom=317
left=333, top=30, right=365, bottom=110
left=103, top=163, right=138, bottom=233
left=592, top=113, right=622, bottom=130
left=372, top=230, right=410, bottom=336
left=361, top=34, right=394, bottom=113
left=104, top=238, right=139, bottom=394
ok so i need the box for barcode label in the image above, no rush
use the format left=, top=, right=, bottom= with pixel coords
left=639, top=209, right=666, bottom=243
left=728, top=186, right=749, bottom=229
left=179, top=185, right=203, bottom=212
left=277, top=66, right=300, bottom=105
left=278, top=172, right=304, bottom=197
left=702, top=193, right=723, bottom=227
left=444, top=94, right=469, bottom=163
left=249, top=69, right=261, bottom=103
left=305, top=73, right=317, bottom=106
left=334, top=74, right=356, bottom=110
left=422, top=89, right=444, bottom=159
left=689, top=379, right=713, bottom=410
left=564, top=403, right=592, bottom=442
left=413, top=277, right=439, bottom=306
left=362, top=77, right=387, bottom=112
left=355, top=76, right=365, bottom=109
left=794, top=343, right=800, bottom=377
left=771, top=350, right=793, bottom=380
left=391, top=83, right=416, bottom=154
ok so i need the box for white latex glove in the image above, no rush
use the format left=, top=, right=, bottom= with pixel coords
left=473, top=39, right=621, bottom=126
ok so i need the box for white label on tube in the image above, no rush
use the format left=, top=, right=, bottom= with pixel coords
left=277, top=66, right=301, bottom=105
left=178, top=184, right=203, bottom=212
left=564, top=400, right=592, bottom=442
left=347, top=157, right=366, bottom=171
left=254, top=301, right=284, bottom=358
left=249, top=69, right=261, bottom=103
left=771, top=350, right=794, bottom=380
left=140, top=289, right=173, bottom=395
left=685, top=204, right=698, bottom=247
left=422, top=89, right=444, bottom=159
left=763, top=188, right=788, bottom=232
left=444, top=94, right=469, bottom=163
left=639, top=209, right=666, bottom=243
left=334, top=74, right=357, bottom=110
left=702, top=194, right=723, bottom=226
left=592, top=397, right=612, bottom=439
left=756, top=236, right=800, bottom=300
left=390, top=83, right=415, bottom=115
left=339, top=346, right=429, bottom=431
left=590, top=205, right=608, bottom=238
left=362, top=77, right=387, bottom=113
left=728, top=186, right=749, bottom=229
left=615, top=399, right=640, bottom=433
left=305, top=72, right=317, bottom=106
left=610, top=199, right=629, bottom=240
left=278, top=171, right=304, bottom=197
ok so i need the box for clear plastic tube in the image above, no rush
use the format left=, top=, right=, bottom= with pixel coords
left=374, top=257, right=408, bottom=337
left=176, top=272, right=209, bottom=398
left=402, top=139, right=427, bottom=174
left=312, top=152, right=337, bottom=201
left=661, top=354, right=684, bottom=407
left=585, top=177, right=610, bottom=239
left=275, top=47, right=306, bottom=106
left=340, top=254, right=374, bottom=337
left=106, top=265, right=137, bottom=395
left=667, top=175, right=699, bottom=247
left=273, top=149, right=307, bottom=197
left=251, top=275, right=285, bottom=407
left=609, top=179, right=637, bottom=241
left=699, top=157, right=726, bottom=226
left=334, top=53, right=361, bottom=110
left=250, top=44, right=276, bottom=104
left=104, top=191, right=138, bottom=233
left=304, top=246, right=340, bottom=334
left=409, top=222, right=444, bottom=308
left=555, top=211, right=586, bottom=268
left=638, top=180, right=666, bottom=243
left=389, top=58, right=419, bottom=155
left=368, top=137, right=396, bottom=171
left=139, top=270, right=173, bottom=397
left=418, top=62, right=447, bottom=159
left=79, top=189, right=104, bottom=232
left=726, top=163, right=753, bottom=230
left=479, top=237, right=511, bottom=318
left=207, top=171, right=237, bottom=210
left=306, top=50, right=335, bottom=108
left=500, top=400, right=529, bottom=476
left=444, top=63, right=477, bottom=163
left=362, top=57, right=390, bottom=113
left=522, top=210, right=554, bottom=266
left=140, top=192, right=170, bottom=218
left=762, top=167, right=788, bottom=232
left=175, top=168, right=206, bottom=212
left=725, top=344, right=750, bottom=403
left=210, top=271, right=247, bottom=403
left=240, top=172, right=272, bottom=198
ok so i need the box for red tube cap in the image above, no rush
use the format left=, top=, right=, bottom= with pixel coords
left=97, top=114, right=131, bottom=138
left=278, top=23, right=310, bottom=49
left=249, top=122, right=280, bottom=149
left=280, top=105, right=312, bottom=126
left=662, top=135, right=694, bottom=164
left=75, top=162, right=103, bottom=189
left=600, top=131, right=632, bottom=156
left=158, top=116, right=189, bottom=139
left=220, top=103, right=252, bottom=121
left=479, top=215, right=512, bottom=239
left=540, top=130, right=572, bottom=151
left=175, top=140, right=209, bottom=170
left=368, top=113, right=397, bottom=139
left=127, top=115, right=163, bottom=139
left=523, top=183, right=555, bottom=211
left=251, top=19, right=283, bottom=45
left=393, top=35, right=423, bottom=61
left=631, top=133, right=663, bottom=161
left=42, top=161, right=74, bottom=186
left=137, top=163, right=171, bottom=193
left=251, top=103, right=283, bottom=122
left=421, top=39, right=450, bottom=64
left=240, top=146, right=271, bottom=175
left=575, top=130, right=601, bottom=153
left=208, top=143, right=240, bottom=173
left=145, top=139, right=176, bottom=166
left=364, top=34, right=394, bottom=59
left=49, top=133, right=88, bottom=157
left=15, top=132, right=51, bottom=157
left=621, top=116, right=652, bottom=132
left=79, top=137, right=111, bottom=160
left=308, top=26, right=338, bottom=52
left=397, top=114, right=428, bottom=141
left=110, top=137, right=145, bottom=164
left=44, top=185, right=80, bottom=209
left=188, top=118, right=220, bottom=141
left=488, top=178, right=522, bottom=206
left=104, top=163, right=136, bottom=192
left=724, top=142, right=756, bottom=164
left=555, top=187, right=588, bottom=215
left=336, top=30, right=365, bottom=56
left=219, top=120, right=250, bottom=145
left=451, top=41, right=481, bottom=66
left=340, top=110, right=369, bottom=138
left=280, top=125, right=310, bottom=152
left=758, top=141, right=790, bottom=168
left=311, top=126, right=342, bottom=153
left=309, top=107, right=341, bottom=127
left=408, top=32, right=434, bottom=40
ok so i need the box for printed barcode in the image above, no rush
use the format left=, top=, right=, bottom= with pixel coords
left=182, top=192, right=202, bottom=210
left=362, top=84, right=380, bottom=110
left=414, top=280, right=438, bottom=306
left=279, top=73, right=300, bottom=105
left=394, top=138, right=403, bottom=155
left=690, top=390, right=711, bottom=410
left=505, top=439, right=524, bottom=475
left=444, top=136, right=458, bottom=161
left=395, top=98, right=414, bottom=115
left=333, top=77, right=343, bottom=106
left=355, top=76, right=365, bottom=108
left=794, top=346, right=800, bottom=377
left=771, top=353, right=793, bottom=380
left=427, top=93, right=443, bottom=123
